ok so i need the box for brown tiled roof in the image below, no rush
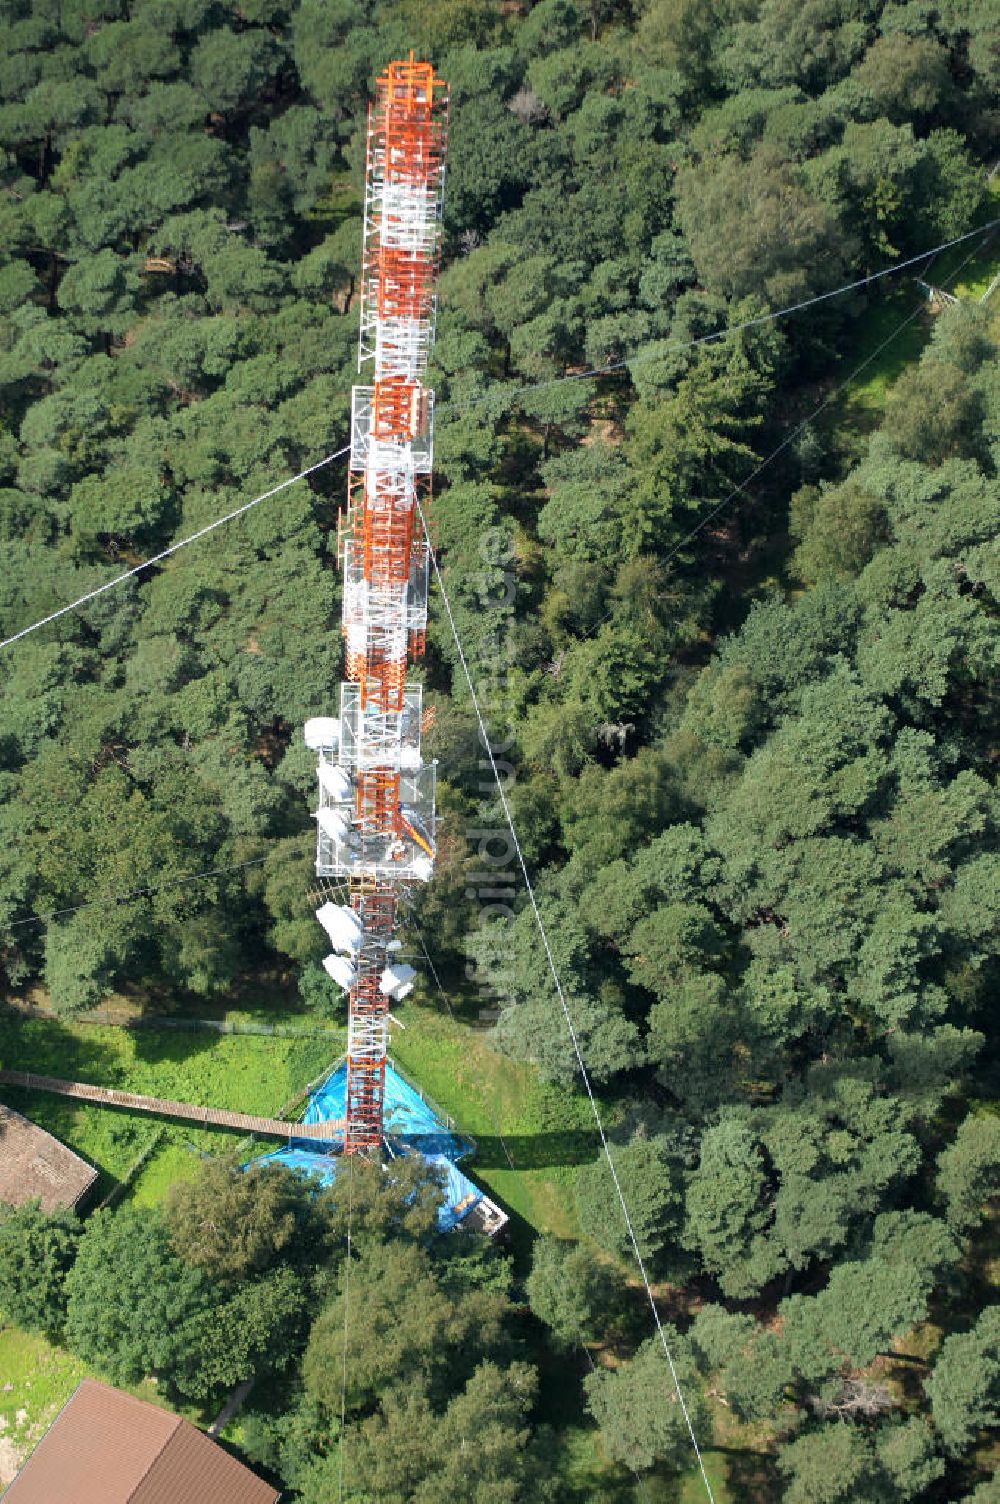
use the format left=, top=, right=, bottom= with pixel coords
left=3, top=1380, right=280, bottom=1504
left=0, top=1102, right=98, bottom=1213
left=132, top=1417, right=280, bottom=1504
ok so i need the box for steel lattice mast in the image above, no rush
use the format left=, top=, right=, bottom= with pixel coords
left=304, top=58, right=449, bottom=1155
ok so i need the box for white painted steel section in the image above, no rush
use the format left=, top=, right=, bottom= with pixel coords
left=350, top=387, right=434, bottom=473
left=374, top=316, right=436, bottom=382
left=347, top=1012, right=389, bottom=1064
left=379, top=182, right=441, bottom=255
left=307, top=76, right=449, bottom=1132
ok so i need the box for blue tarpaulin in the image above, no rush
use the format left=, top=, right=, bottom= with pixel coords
left=254, top=1061, right=484, bottom=1231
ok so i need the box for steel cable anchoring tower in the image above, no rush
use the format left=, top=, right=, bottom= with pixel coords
left=304, top=58, right=449, bottom=1155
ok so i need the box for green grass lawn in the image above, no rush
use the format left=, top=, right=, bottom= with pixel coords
left=0, top=1013, right=337, bottom=1198
left=130, top=1139, right=215, bottom=1206
left=837, top=287, right=931, bottom=424
left=675, top=1452, right=735, bottom=1503
left=0, top=1013, right=335, bottom=1107
left=0, top=1328, right=90, bottom=1486
left=0, top=1325, right=219, bottom=1489
left=0, top=994, right=610, bottom=1251
left=389, top=995, right=615, bottom=1259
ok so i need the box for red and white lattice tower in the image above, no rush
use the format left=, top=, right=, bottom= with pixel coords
left=304, top=58, right=449, bottom=1155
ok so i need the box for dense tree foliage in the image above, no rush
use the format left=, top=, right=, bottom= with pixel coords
left=237, top=1155, right=540, bottom=1500
left=525, top=1232, right=627, bottom=1348
left=164, top=1153, right=302, bottom=1281
left=1, top=0, right=999, bottom=1496
left=63, top=1204, right=214, bottom=1389
left=585, top=1332, right=708, bottom=1474
left=0, top=1150, right=532, bottom=1494
left=927, top=1309, right=1000, bottom=1460
left=0, top=1198, right=80, bottom=1335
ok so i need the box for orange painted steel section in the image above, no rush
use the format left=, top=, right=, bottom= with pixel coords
left=376, top=249, right=436, bottom=322
left=355, top=767, right=401, bottom=840
left=343, top=57, right=447, bottom=1156
left=375, top=57, right=448, bottom=187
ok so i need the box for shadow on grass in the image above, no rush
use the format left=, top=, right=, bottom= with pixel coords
left=713, top=1443, right=779, bottom=1502
left=0, top=1011, right=277, bottom=1196
left=128, top=1023, right=224, bottom=1072
left=1, top=1007, right=230, bottom=1099
left=0, top=1010, right=118, bottom=1083
left=472, top=1128, right=601, bottom=1172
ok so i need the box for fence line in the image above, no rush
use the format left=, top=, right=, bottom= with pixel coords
left=2, top=1002, right=344, bottom=1040
left=272, top=1056, right=346, bottom=1122
left=96, top=1126, right=166, bottom=1211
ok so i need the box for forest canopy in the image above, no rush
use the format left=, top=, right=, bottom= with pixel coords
left=1, top=0, right=999, bottom=1497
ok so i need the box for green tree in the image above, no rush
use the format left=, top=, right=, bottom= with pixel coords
left=791, top=479, right=888, bottom=584
left=722, top=1331, right=793, bottom=1422
left=958, top=1481, right=1000, bottom=1504
left=313, top=1154, right=445, bottom=1254
left=625, top=344, right=769, bottom=554
left=474, top=891, right=642, bottom=1085
left=0, top=1200, right=80, bottom=1336
left=43, top=905, right=146, bottom=1016
left=64, top=1206, right=211, bottom=1387
left=576, top=1134, right=685, bottom=1271
left=777, top=1415, right=941, bottom=1499
left=68, top=461, right=176, bottom=552
left=164, top=1155, right=303, bottom=1283
left=84, top=18, right=181, bottom=98
left=683, top=1113, right=778, bottom=1298
left=845, top=34, right=953, bottom=127
left=303, top=1240, right=508, bottom=1414
left=883, top=359, right=983, bottom=466
left=777, top=1426, right=880, bottom=1504
left=781, top=1256, right=934, bottom=1375
left=56, top=249, right=141, bottom=339
left=525, top=1235, right=624, bottom=1348
left=674, top=145, right=850, bottom=307
left=876, top=1418, right=945, bottom=1500
left=178, top=1267, right=308, bottom=1399
left=189, top=27, right=283, bottom=118
left=937, top=1114, right=1000, bottom=1233
left=584, top=1333, right=708, bottom=1474
left=344, top=1362, right=542, bottom=1504
left=927, top=1308, right=1000, bottom=1456
left=689, top=1303, right=756, bottom=1375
